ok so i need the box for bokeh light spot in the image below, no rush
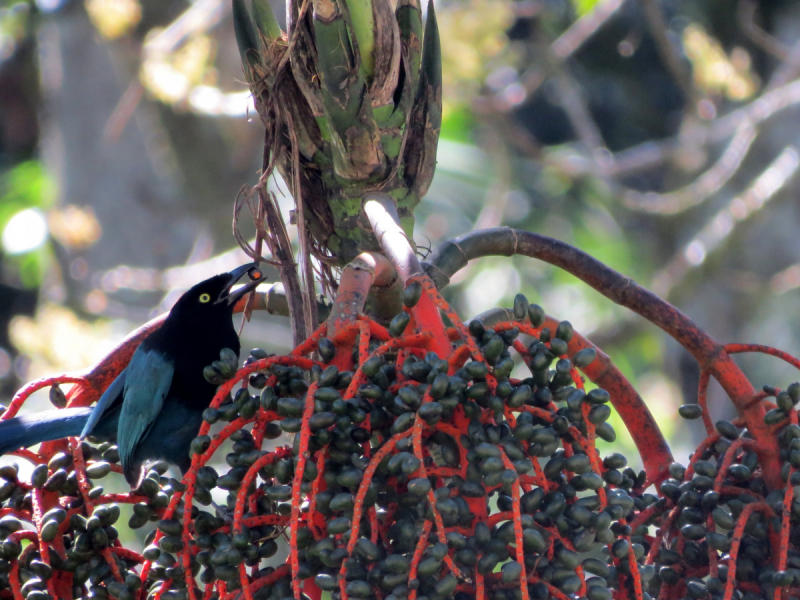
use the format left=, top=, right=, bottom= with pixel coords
left=85, top=290, right=108, bottom=314
left=2, top=209, right=48, bottom=255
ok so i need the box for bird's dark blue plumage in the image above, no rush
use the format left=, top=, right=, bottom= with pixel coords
left=0, top=264, right=265, bottom=486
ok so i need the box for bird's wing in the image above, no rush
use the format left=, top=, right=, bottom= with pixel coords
left=81, top=367, right=127, bottom=439
left=117, top=349, right=174, bottom=474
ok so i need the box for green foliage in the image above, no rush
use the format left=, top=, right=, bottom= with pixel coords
left=10, top=252, right=42, bottom=288
left=0, top=0, right=32, bottom=48
left=345, top=0, right=376, bottom=77
left=569, top=0, right=601, bottom=17
left=440, top=103, right=476, bottom=143
left=251, top=0, right=282, bottom=41
left=0, top=161, right=53, bottom=220
left=232, top=0, right=260, bottom=70
left=0, top=161, right=54, bottom=288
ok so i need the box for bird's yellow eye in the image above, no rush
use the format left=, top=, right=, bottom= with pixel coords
left=199, top=293, right=211, bottom=303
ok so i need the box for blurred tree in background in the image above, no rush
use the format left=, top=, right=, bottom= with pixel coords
left=2, top=0, right=800, bottom=471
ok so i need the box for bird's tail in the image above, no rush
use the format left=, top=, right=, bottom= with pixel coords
left=0, top=408, right=93, bottom=455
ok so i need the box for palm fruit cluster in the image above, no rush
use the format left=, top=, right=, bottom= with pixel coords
left=135, top=292, right=658, bottom=600
left=232, top=0, right=441, bottom=264
left=6, top=284, right=800, bottom=600
left=648, top=383, right=800, bottom=600
left=0, top=443, right=150, bottom=599
left=0, top=290, right=661, bottom=600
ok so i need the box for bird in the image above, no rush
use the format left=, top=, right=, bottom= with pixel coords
left=0, top=263, right=266, bottom=486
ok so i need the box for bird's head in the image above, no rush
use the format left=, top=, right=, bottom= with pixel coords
left=172, top=263, right=267, bottom=316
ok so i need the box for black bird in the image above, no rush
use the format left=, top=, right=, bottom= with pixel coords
left=0, top=264, right=265, bottom=486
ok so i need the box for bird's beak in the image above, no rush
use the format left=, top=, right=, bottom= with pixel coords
left=217, top=263, right=268, bottom=305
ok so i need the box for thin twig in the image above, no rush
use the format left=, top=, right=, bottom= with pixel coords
left=652, top=145, right=799, bottom=296
left=239, top=200, right=267, bottom=334
left=473, top=126, right=513, bottom=229
left=237, top=0, right=323, bottom=334
left=103, top=81, right=144, bottom=143
left=232, top=186, right=276, bottom=266
left=143, top=0, right=227, bottom=55
left=259, top=184, right=307, bottom=346
left=623, top=119, right=757, bottom=214
left=737, top=0, right=788, bottom=62
left=766, top=39, right=800, bottom=92
left=553, top=72, right=613, bottom=173
left=636, top=0, right=695, bottom=103
left=550, top=0, right=626, bottom=60
left=594, top=78, right=800, bottom=177
left=286, top=110, right=318, bottom=338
